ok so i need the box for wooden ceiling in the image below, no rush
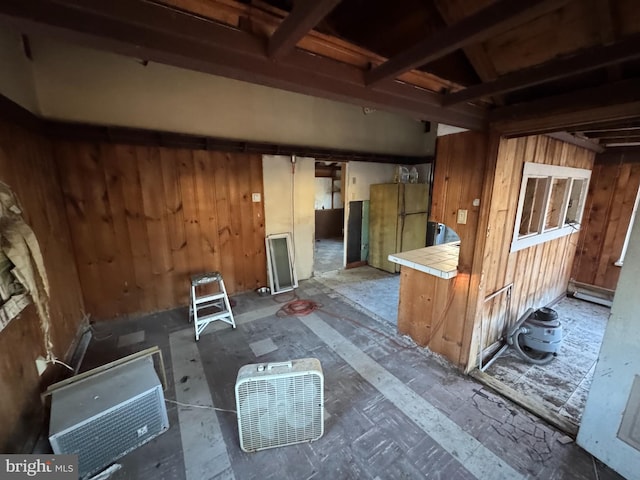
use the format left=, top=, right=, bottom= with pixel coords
left=1, top=0, right=639, bottom=150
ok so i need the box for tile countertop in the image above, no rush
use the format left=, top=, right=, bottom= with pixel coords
left=388, top=243, right=459, bottom=279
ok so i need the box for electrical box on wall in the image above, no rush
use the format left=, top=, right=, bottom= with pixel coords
left=457, top=209, right=468, bottom=225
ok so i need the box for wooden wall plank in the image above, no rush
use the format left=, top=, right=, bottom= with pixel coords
left=160, top=148, right=189, bottom=306
left=248, top=154, right=268, bottom=288
left=117, top=145, right=157, bottom=314
left=54, top=143, right=267, bottom=319
left=471, top=134, right=596, bottom=368
left=212, top=152, right=236, bottom=289
left=397, top=131, right=488, bottom=367
left=0, top=122, right=84, bottom=451
left=101, top=144, right=139, bottom=314
left=139, top=147, right=175, bottom=309
left=193, top=150, right=222, bottom=278
left=572, top=157, right=640, bottom=290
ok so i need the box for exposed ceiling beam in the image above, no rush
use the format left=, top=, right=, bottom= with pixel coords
left=593, top=0, right=616, bottom=43
left=546, top=132, right=605, bottom=153
left=365, top=0, right=569, bottom=87
left=0, top=0, right=485, bottom=130
left=432, top=0, right=503, bottom=105
left=593, top=0, right=623, bottom=81
left=568, top=119, right=640, bottom=133
left=268, top=0, right=342, bottom=60
left=491, top=79, right=640, bottom=136
left=443, top=34, right=640, bottom=106
left=582, top=127, right=640, bottom=137
left=599, top=135, right=640, bottom=144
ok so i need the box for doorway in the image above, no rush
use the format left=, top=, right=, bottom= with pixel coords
left=314, top=161, right=345, bottom=275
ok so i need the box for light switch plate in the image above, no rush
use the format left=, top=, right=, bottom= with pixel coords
left=252, top=193, right=261, bottom=202
left=457, top=209, right=468, bottom=224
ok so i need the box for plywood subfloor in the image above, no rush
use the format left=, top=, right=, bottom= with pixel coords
left=484, top=296, right=609, bottom=425
left=69, top=281, right=622, bottom=480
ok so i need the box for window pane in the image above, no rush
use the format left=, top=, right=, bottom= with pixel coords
left=545, top=178, right=569, bottom=230
left=519, top=177, right=548, bottom=236
left=565, top=178, right=587, bottom=225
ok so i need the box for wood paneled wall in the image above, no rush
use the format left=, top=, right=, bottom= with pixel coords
left=0, top=121, right=85, bottom=452
left=54, top=143, right=267, bottom=319
left=472, top=136, right=595, bottom=366
left=572, top=157, right=640, bottom=290
left=398, top=131, right=488, bottom=366
left=315, top=208, right=344, bottom=239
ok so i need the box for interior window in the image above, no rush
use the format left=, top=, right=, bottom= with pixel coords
left=512, top=163, right=591, bottom=252
left=519, top=177, right=548, bottom=236
left=544, top=177, right=569, bottom=230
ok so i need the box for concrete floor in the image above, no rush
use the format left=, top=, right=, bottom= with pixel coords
left=313, top=238, right=344, bottom=275
left=314, top=266, right=399, bottom=327
left=485, top=297, right=609, bottom=426
left=76, top=276, right=622, bottom=480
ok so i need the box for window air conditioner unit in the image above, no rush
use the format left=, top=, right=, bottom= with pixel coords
left=48, top=356, right=169, bottom=479
left=235, top=358, right=324, bottom=452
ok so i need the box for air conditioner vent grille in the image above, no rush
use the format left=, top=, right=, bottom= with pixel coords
left=49, top=358, right=169, bottom=479
left=56, top=389, right=164, bottom=478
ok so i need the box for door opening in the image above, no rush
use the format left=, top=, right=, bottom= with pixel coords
left=314, top=161, right=345, bottom=275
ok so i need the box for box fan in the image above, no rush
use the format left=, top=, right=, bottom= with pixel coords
left=235, top=358, right=324, bottom=452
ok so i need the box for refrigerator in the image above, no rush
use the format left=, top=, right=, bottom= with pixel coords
left=369, top=183, right=429, bottom=273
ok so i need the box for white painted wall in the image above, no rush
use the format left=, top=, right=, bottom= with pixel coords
left=0, top=28, right=39, bottom=113
left=315, top=178, right=332, bottom=210
left=345, top=162, right=397, bottom=202
left=577, top=209, right=640, bottom=479
left=262, top=155, right=315, bottom=282
left=29, top=38, right=436, bottom=156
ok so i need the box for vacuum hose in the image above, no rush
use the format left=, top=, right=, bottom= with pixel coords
left=507, top=308, right=555, bottom=365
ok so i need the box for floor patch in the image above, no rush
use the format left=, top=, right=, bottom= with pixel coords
left=170, top=329, right=235, bottom=480
left=117, top=330, right=145, bottom=348
left=249, top=337, right=278, bottom=357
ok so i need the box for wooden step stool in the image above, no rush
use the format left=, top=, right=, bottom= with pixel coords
left=189, top=272, right=236, bottom=340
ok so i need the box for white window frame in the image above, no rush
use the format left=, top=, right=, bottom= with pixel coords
left=265, top=232, right=298, bottom=294
left=511, top=162, right=591, bottom=252
left=614, top=185, right=640, bottom=267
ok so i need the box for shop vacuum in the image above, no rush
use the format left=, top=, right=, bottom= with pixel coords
left=507, top=307, right=562, bottom=365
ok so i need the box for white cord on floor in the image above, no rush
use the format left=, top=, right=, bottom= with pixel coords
left=165, top=398, right=236, bottom=414
left=49, top=358, right=75, bottom=372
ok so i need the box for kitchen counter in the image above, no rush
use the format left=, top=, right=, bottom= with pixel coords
left=388, top=243, right=459, bottom=279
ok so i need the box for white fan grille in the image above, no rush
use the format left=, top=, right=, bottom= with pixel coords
left=236, top=364, right=323, bottom=452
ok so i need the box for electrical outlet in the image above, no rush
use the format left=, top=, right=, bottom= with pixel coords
left=251, top=193, right=261, bottom=203
left=457, top=209, right=468, bottom=224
